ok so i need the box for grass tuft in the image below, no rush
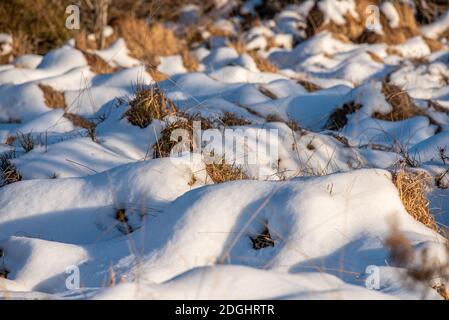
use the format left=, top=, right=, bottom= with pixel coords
left=0, top=153, right=21, bottom=187
left=205, top=161, right=248, bottom=184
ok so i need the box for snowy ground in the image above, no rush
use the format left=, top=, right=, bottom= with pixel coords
left=0, top=1, right=449, bottom=300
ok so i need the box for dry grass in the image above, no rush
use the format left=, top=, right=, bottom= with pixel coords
left=375, top=82, right=426, bottom=121
left=385, top=223, right=449, bottom=299
left=205, top=161, right=248, bottom=184
left=220, top=112, right=251, bottom=127
left=248, top=51, right=279, bottom=73
left=231, top=40, right=279, bottom=73
left=306, top=0, right=420, bottom=45
left=423, top=37, right=446, bottom=53
left=115, top=208, right=133, bottom=235
left=367, top=51, right=385, bottom=63
left=297, top=79, right=322, bottom=92
left=0, top=153, right=21, bottom=187
left=326, top=101, right=361, bottom=131
left=113, top=17, right=182, bottom=66
left=153, top=116, right=212, bottom=158
left=259, top=86, right=278, bottom=99
left=74, top=30, right=117, bottom=52
left=124, top=85, right=177, bottom=128
left=392, top=170, right=437, bottom=231
left=180, top=48, right=200, bottom=72
left=63, top=113, right=97, bottom=141
left=64, top=113, right=95, bottom=130
left=0, top=0, right=71, bottom=55
left=250, top=226, right=275, bottom=250
left=83, top=52, right=118, bottom=74
left=16, top=132, right=35, bottom=153
left=146, top=66, right=170, bottom=82
left=39, top=84, right=66, bottom=109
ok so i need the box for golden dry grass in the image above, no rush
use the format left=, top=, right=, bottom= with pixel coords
left=392, top=170, right=437, bottom=231
left=124, top=85, right=177, bottom=128
left=83, top=52, right=118, bottom=74
left=153, top=116, right=212, bottom=158
left=205, top=161, right=248, bottom=184
left=307, top=0, right=420, bottom=45
left=180, top=47, right=200, bottom=72
left=367, top=51, right=385, bottom=63
left=375, top=82, right=426, bottom=121
left=113, top=17, right=182, bottom=66
left=326, top=101, right=361, bottom=130
left=39, top=84, right=66, bottom=109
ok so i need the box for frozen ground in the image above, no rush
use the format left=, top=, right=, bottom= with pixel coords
left=0, top=1, right=449, bottom=300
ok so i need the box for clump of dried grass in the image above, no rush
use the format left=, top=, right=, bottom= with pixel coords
left=258, top=86, right=278, bottom=99
left=367, top=51, right=385, bottom=63
left=83, top=52, right=117, bottom=74
left=180, top=48, right=200, bottom=72
left=153, top=116, right=212, bottom=158
left=423, top=37, right=445, bottom=53
left=326, top=101, right=361, bottom=131
left=230, top=40, right=278, bottom=73
left=220, top=112, right=251, bottom=127
left=39, top=84, right=66, bottom=109
left=16, top=132, right=35, bottom=153
left=385, top=222, right=449, bottom=299
left=0, top=153, right=21, bottom=187
left=307, top=0, right=420, bottom=45
left=248, top=51, right=279, bottom=73
left=297, top=79, right=322, bottom=92
left=146, top=66, right=170, bottom=82
left=376, top=82, right=426, bottom=121
left=205, top=161, right=248, bottom=184
left=63, top=113, right=98, bottom=141
left=124, top=85, right=177, bottom=128
left=112, top=17, right=182, bottom=66
left=392, top=170, right=437, bottom=231
left=115, top=208, right=133, bottom=235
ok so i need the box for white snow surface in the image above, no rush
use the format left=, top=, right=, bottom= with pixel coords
left=0, top=3, right=449, bottom=300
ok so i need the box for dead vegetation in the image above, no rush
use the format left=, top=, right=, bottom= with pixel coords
left=231, top=40, right=279, bottom=73
left=153, top=116, right=212, bottom=158
left=248, top=51, right=279, bottom=73
left=297, top=79, right=322, bottom=92
left=63, top=113, right=98, bottom=141
left=205, top=161, right=248, bottom=184
left=375, top=82, right=426, bottom=121
left=326, top=101, right=361, bottom=131
left=306, top=0, right=423, bottom=45
left=115, top=208, right=133, bottom=235
left=0, top=152, right=22, bottom=187
left=16, top=132, right=36, bottom=153
left=219, top=112, right=251, bottom=127
left=124, top=85, right=177, bottom=128
left=83, top=52, right=118, bottom=74
left=392, top=170, right=437, bottom=232
left=39, top=84, right=66, bottom=109
left=385, top=222, right=449, bottom=299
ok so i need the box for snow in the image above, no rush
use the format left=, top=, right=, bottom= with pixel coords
left=1, top=2, right=449, bottom=300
